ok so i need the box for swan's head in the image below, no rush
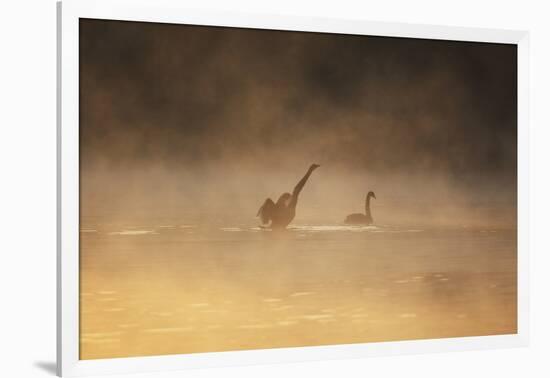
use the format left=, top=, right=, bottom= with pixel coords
left=368, top=191, right=376, bottom=199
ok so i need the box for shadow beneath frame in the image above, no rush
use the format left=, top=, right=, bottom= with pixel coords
left=34, top=361, right=57, bottom=376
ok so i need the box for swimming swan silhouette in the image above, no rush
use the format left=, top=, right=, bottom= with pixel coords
left=257, top=164, right=320, bottom=229
left=344, top=191, right=376, bottom=225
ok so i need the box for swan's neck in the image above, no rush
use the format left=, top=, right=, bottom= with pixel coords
left=365, top=195, right=372, bottom=217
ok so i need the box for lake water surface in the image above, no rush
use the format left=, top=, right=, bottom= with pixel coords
left=80, top=219, right=517, bottom=359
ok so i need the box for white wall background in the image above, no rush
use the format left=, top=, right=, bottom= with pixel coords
left=1, top=0, right=548, bottom=377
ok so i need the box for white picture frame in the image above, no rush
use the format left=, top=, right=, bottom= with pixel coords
left=57, top=0, right=530, bottom=376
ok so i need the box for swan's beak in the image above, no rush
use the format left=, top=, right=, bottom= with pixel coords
left=373, top=193, right=377, bottom=199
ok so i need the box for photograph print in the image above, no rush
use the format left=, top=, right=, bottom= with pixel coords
left=79, top=18, right=517, bottom=359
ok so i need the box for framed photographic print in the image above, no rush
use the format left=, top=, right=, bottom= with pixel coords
left=57, top=0, right=529, bottom=376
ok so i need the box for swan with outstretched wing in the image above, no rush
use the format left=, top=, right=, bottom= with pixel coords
left=256, top=164, right=320, bottom=229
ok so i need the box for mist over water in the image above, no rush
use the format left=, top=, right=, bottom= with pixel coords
left=79, top=19, right=517, bottom=359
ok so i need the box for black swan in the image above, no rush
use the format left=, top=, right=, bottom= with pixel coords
left=344, top=191, right=376, bottom=225
left=257, top=164, right=320, bottom=229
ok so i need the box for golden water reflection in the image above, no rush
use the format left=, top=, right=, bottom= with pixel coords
left=80, top=223, right=516, bottom=359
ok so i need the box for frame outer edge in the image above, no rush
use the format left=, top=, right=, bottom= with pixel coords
left=57, top=2, right=530, bottom=375
left=56, top=1, right=63, bottom=376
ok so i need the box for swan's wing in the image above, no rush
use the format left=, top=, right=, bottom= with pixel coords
left=257, top=198, right=275, bottom=225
